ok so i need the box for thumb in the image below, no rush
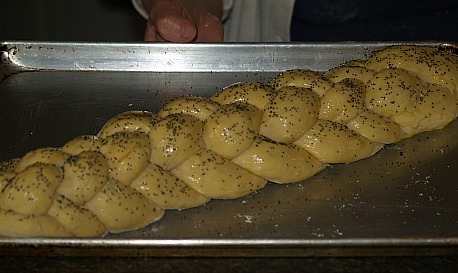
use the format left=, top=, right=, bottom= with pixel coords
left=149, top=3, right=197, bottom=42
left=157, top=15, right=197, bottom=42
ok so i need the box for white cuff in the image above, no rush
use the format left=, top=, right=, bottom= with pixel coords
left=222, top=0, right=234, bottom=21
left=132, top=0, right=149, bottom=20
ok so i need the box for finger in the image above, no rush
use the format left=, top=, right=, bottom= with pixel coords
left=144, top=19, right=164, bottom=41
left=155, top=14, right=197, bottom=42
left=148, top=1, right=197, bottom=42
left=194, top=13, right=224, bottom=42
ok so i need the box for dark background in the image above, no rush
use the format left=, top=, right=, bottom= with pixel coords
left=1, top=1, right=458, bottom=271
left=0, top=0, right=145, bottom=41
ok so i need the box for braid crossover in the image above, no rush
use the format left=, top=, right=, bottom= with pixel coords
left=0, top=45, right=457, bottom=237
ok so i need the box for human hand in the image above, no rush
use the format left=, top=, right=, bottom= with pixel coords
left=142, top=0, right=224, bottom=42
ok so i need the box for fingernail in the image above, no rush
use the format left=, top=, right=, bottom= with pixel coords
left=180, top=24, right=196, bottom=40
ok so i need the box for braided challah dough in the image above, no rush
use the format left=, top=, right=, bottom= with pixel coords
left=0, top=45, right=457, bottom=237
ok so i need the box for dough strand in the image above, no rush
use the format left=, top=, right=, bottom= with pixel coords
left=1, top=45, right=457, bottom=237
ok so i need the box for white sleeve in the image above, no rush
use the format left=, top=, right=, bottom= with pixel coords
left=132, top=0, right=149, bottom=19
left=224, top=0, right=295, bottom=42
left=132, top=0, right=234, bottom=21
left=222, top=0, right=234, bottom=21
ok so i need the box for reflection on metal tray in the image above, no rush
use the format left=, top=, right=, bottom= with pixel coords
left=0, top=41, right=457, bottom=257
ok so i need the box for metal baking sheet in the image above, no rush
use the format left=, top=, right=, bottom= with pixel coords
left=0, top=41, right=457, bottom=257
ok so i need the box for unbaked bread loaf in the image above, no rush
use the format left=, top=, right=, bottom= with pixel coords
left=0, top=45, right=457, bottom=237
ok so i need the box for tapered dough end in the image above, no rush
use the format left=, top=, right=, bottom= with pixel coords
left=0, top=209, right=72, bottom=237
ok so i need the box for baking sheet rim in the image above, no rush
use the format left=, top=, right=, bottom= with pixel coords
left=1, top=41, right=458, bottom=256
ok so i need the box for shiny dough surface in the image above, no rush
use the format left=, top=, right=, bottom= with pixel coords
left=0, top=45, right=457, bottom=238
